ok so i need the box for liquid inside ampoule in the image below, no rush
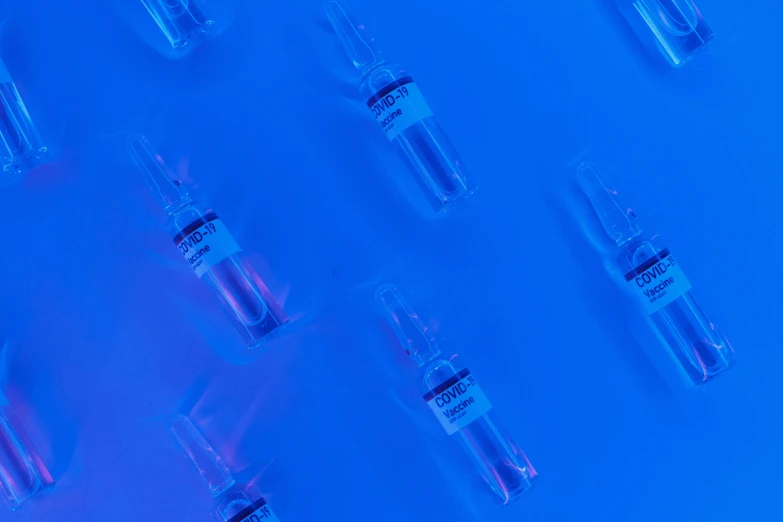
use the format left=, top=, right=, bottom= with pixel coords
left=623, top=241, right=734, bottom=384
left=419, top=359, right=535, bottom=503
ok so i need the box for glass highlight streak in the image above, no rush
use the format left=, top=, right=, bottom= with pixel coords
left=632, top=0, right=715, bottom=66
left=0, top=408, right=44, bottom=510
left=0, top=82, right=48, bottom=176
left=141, top=0, right=214, bottom=52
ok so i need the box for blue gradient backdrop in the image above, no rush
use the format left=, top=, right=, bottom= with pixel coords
left=0, top=0, right=780, bottom=520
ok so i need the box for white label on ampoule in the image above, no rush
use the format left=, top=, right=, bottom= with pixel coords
left=366, top=76, right=433, bottom=141
left=424, top=369, right=492, bottom=435
left=173, top=212, right=241, bottom=278
left=228, top=499, right=280, bottom=522
left=625, top=248, right=692, bottom=315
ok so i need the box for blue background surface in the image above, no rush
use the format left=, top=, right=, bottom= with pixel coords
left=1, top=0, right=782, bottom=520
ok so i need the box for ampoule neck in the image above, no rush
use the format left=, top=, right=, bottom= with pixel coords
left=170, top=415, right=235, bottom=499
left=412, top=348, right=443, bottom=368
left=617, top=229, right=643, bottom=248
left=577, top=163, right=643, bottom=246
left=327, top=1, right=386, bottom=74
left=165, top=195, right=194, bottom=215
left=215, top=488, right=254, bottom=521
left=359, top=58, right=388, bottom=77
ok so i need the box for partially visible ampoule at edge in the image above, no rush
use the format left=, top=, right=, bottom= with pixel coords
left=127, top=135, right=288, bottom=349
left=577, top=163, right=735, bottom=385
left=0, top=389, right=52, bottom=510
left=171, top=415, right=282, bottom=521
left=616, top=0, right=715, bottom=66
left=376, top=285, right=536, bottom=505
left=140, top=0, right=214, bottom=53
left=327, top=1, right=472, bottom=212
left=0, top=58, right=48, bottom=177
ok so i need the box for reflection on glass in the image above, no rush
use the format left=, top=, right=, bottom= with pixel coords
left=170, top=415, right=282, bottom=521
left=578, top=163, right=735, bottom=385
left=140, top=0, right=214, bottom=53
left=0, top=59, right=48, bottom=177
left=0, top=392, right=48, bottom=510
left=631, top=0, right=715, bottom=66
left=377, top=285, right=536, bottom=505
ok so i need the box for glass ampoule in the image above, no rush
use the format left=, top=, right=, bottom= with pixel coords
left=127, top=135, right=288, bottom=349
left=617, top=0, right=715, bottom=66
left=0, top=390, right=48, bottom=510
left=140, top=0, right=214, bottom=53
left=327, top=1, right=472, bottom=213
left=0, top=58, right=48, bottom=177
left=577, top=163, right=735, bottom=385
left=376, top=285, right=535, bottom=505
left=171, top=415, right=282, bottom=521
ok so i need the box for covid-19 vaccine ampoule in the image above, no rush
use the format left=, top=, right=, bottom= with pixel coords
left=617, top=0, right=715, bottom=66
left=578, top=163, right=735, bottom=385
left=140, top=0, right=214, bottom=53
left=0, top=59, right=48, bottom=176
left=128, top=135, right=288, bottom=349
left=171, top=415, right=282, bottom=521
left=0, top=390, right=50, bottom=510
left=376, top=285, right=535, bottom=504
left=327, top=1, right=472, bottom=212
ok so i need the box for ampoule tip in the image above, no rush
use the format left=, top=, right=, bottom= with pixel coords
left=376, top=285, right=438, bottom=363
left=577, top=163, right=642, bottom=246
left=127, top=134, right=190, bottom=212
left=326, top=1, right=383, bottom=71
left=170, top=415, right=235, bottom=498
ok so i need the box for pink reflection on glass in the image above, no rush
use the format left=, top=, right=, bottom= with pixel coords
left=0, top=396, right=52, bottom=510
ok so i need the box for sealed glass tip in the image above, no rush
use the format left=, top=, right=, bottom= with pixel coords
left=627, top=0, right=715, bottom=66
left=141, top=0, right=214, bottom=52
left=170, top=415, right=235, bottom=498
left=376, top=284, right=440, bottom=365
left=0, top=397, right=48, bottom=510
left=127, top=134, right=191, bottom=212
left=326, top=1, right=383, bottom=72
left=577, top=163, right=642, bottom=246
left=0, top=62, right=49, bottom=177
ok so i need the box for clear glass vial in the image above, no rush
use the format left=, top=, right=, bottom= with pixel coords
left=140, top=0, right=214, bottom=53
left=376, top=285, right=536, bottom=504
left=171, top=415, right=282, bottom=521
left=327, top=1, right=472, bottom=212
left=617, top=0, right=715, bottom=66
left=0, top=390, right=49, bottom=510
left=578, top=163, right=735, bottom=385
left=127, top=135, right=288, bottom=349
left=0, top=58, right=48, bottom=177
